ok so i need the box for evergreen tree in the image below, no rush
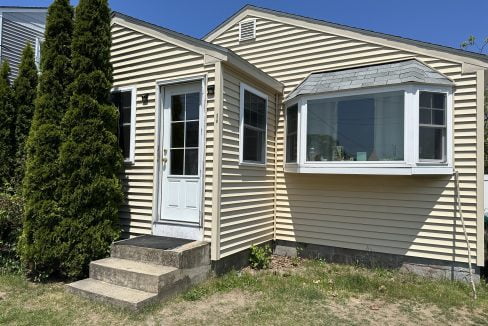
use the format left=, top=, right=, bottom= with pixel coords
left=18, top=0, right=73, bottom=279
left=12, top=44, right=38, bottom=189
left=0, top=61, right=14, bottom=188
left=58, top=0, right=123, bottom=279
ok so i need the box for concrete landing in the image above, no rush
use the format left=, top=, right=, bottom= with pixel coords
left=67, top=236, right=211, bottom=310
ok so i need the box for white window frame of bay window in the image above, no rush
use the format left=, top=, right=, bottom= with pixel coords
left=111, top=85, right=137, bottom=164
left=239, top=82, right=268, bottom=166
left=283, top=84, right=453, bottom=175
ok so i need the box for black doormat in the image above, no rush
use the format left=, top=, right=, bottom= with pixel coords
left=116, top=235, right=193, bottom=250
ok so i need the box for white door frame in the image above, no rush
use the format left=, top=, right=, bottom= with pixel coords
left=152, top=75, right=207, bottom=240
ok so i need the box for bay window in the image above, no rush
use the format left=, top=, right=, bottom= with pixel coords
left=285, top=85, right=453, bottom=175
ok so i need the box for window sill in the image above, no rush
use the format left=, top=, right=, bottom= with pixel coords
left=284, top=163, right=453, bottom=175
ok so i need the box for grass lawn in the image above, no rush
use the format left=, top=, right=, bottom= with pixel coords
left=1, top=256, right=488, bottom=325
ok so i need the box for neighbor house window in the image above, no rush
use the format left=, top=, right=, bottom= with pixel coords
left=240, top=83, right=267, bottom=164
left=111, top=87, right=136, bottom=163
left=419, top=91, right=446, bottom=162
left=286, top=104, right=298, bottom=163
left=306, top=91, right=404, bottom=162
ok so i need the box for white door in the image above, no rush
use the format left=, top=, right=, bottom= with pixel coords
left=156, top=82, right=203, bottom=240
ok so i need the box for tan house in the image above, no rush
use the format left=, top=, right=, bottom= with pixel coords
left=69, top=5, right=488, bottom=309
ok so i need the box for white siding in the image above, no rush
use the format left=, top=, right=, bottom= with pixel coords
left=211, top=15, right=483, bottom=264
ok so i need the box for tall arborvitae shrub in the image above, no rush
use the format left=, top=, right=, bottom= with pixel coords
left=13, top=44, right=38, bottom=189
left=58, top=0, right=123, bottom=279
left=0, top=61, right=14, bottom=187
left=18, top=0, right=73, bottom=279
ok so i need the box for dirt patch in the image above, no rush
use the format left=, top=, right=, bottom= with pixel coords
left=146, top=290, right=261, bottom=325
left=326, top=295, right=482, bottom=326
left=242, top=255, right=305, bottom=276
left=0, top=291, right=6, bottom=300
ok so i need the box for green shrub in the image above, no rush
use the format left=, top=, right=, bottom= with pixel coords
left=0, top=61, right=15, bottom=186
left=249, top=244, right=272, bottom=269
left=12, top=43, right=38, bottom=189
left=19, top=0, right=74, bottom=280
left=57, top=0, right=123, bottom=279
left=0, top=192, right=23, bottom=273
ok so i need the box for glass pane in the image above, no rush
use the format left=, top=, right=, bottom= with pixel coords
left=186, top=93, right=200, bottom=120
left=307, top=91, right=404, bottom=161
left=419, top=92, right=431, bottom=108
left=419, top=127, right=444, bottom=160
left=432, top=93, right=445, bottom=109
left=171, top=122, right=184, bottom=148
left=121, top=91, right=131, bottom=109
left=121, top=107, right=131, bottom=124
left=120, top=125, right=130, bottom=159
left=186, top=121, right=199, bottom=147
left=286, top=134, right=297, bottom=163
left=432, top=109, right=445, bottom=125
left=286, top=104, right=298, bottom=163
left=171, top=95, right=185, bottom=121
left=243, top=127, right=265, bottom=163
left=185, top=149, right=198, bottom=175
left=419, top=108, right=431, bottom=124
left=170, top=149, right=184, bottom=175
left=244, top=90, right=266, bottom=129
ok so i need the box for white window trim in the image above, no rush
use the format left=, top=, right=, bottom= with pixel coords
left=239, top=82, right=268, bottom=166
left=284, top=84, right=453, bottom=175
left=112, top=85, right=137, bottom=164
left=238, top=19, right=256, bottom=42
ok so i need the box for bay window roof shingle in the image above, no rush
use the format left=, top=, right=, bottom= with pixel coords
left=286, top=59, right=453, bottom=101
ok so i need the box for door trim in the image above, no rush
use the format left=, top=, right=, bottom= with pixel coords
left=152, top=75, right=207, bottom=240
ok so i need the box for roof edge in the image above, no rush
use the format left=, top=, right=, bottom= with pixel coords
left=203, top=5, right=488, bottom=67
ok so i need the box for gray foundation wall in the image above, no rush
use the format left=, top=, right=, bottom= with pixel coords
left=274, top=240, right=480, bottom=283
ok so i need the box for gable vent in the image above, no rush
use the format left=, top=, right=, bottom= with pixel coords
left=239, top=19, right=256, bottom=41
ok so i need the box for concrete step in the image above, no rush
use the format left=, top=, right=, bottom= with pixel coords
left=67, top=278, right=158, bottom=311
left=90, top=257, right=178, bottom=293
left=111, top=240, right=210, bottom=269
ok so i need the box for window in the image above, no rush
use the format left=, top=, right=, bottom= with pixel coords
left=306, top=91, right=404, bottom=162
left=111, top=87, right=136, bottom=163
left=419, top=92, right=446, bottom=162
left=286, top=104, right=298, bottom=163
left=284, top=85, right=453, bottom=175
left=240, top=84, right=267, bottom=164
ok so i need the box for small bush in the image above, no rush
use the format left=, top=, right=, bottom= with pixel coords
left=0, top=192, right=23, bottom=273
left=249, top=244, right=272, bottom=269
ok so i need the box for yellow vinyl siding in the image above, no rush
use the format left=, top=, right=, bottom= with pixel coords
left=111, top=22, right=215, bottom=240
left=211, top=15, right=482, bottom=264
left=219, top=64, right=277, bottom=257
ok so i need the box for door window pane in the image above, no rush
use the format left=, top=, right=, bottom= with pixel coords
left=185, top=149, right=198, bottom=175
left=170, top=149, right=184, bottom=175
left=306, top=91, right=404, bottom=161
left=186, top=93, right=200, bottom=120
left=171, top=95, right=185, bottom=121
left=186, top=121, right=199, bottom=147
left=171, top=122, right=184, bottom=148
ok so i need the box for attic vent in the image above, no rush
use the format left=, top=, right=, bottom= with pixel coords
left=239, top=19, right=256, bottom=41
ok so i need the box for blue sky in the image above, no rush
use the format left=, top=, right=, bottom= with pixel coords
left=5, top=0, right=488, bottom=52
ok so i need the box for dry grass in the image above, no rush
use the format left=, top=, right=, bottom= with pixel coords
left=1, top=256, right=488, bottom=325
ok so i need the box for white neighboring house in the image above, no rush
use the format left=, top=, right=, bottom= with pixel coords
left=0, top=6, right=47, bottom=81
